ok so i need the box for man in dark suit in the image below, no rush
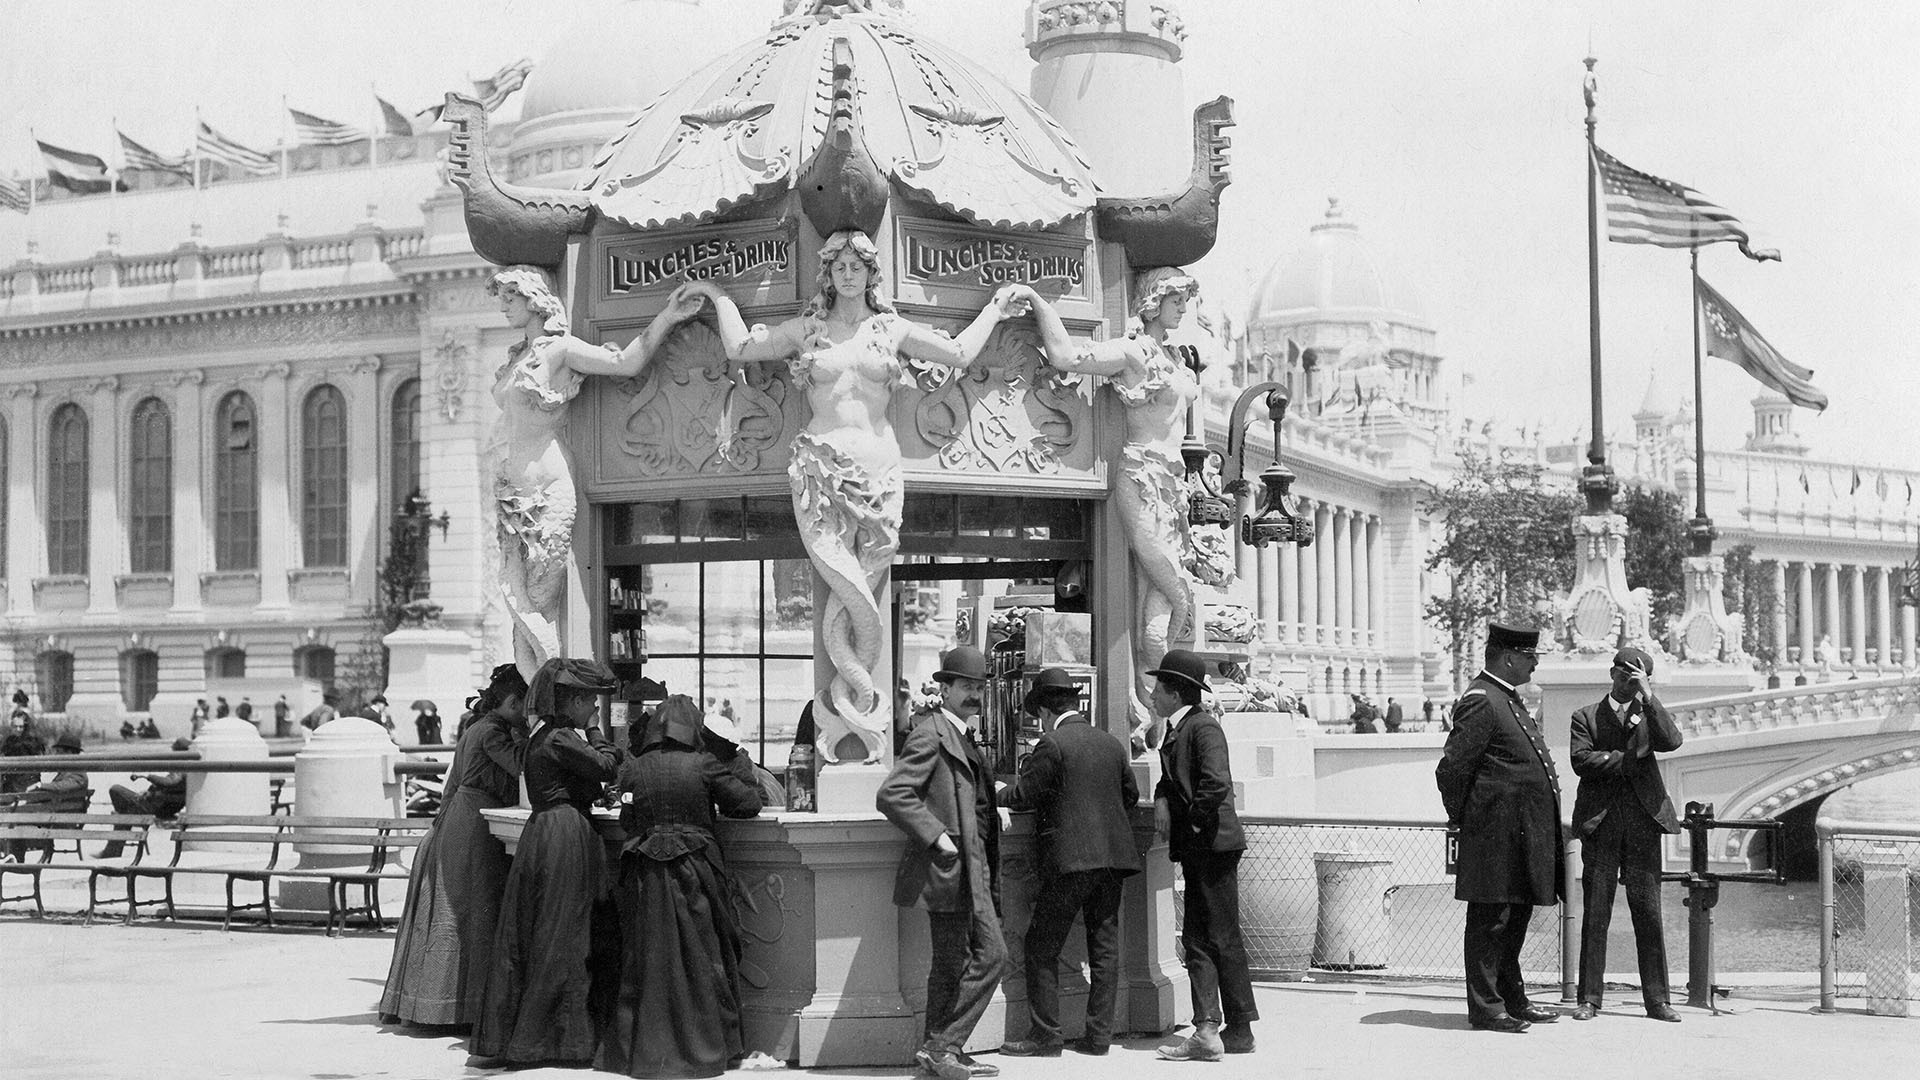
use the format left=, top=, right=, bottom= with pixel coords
left=1149, top=650, right=1256, bottom=1060
left=1435, top=622, right=1563, bottom=1033
left=878, top=646, right=1006, bottom=1080
left=1569, top=646, right=1684, bottom=1022
left=1000, top=668, right=1142, bottom=1058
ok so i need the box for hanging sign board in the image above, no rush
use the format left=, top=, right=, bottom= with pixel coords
left=592, top=220, right=799, bottom=319
left=891, top=216, right=1095, bottom=312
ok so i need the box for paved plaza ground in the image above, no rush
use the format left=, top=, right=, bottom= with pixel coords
left=3, top=910, right=1914, bottom=1080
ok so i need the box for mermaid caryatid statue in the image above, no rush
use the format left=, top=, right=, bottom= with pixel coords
left=489, top=266, right=698, bottom=680
left=675, top=231, right=1027, bottom=763
left=1015, top=269, right=1204, bottom=754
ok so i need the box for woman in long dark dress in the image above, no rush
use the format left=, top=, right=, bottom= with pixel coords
left=597, top=694, right=764, bottom=1079
left=471, top=658, right=622, bottom=1065
left=380, top=663, right=529, bottom=1026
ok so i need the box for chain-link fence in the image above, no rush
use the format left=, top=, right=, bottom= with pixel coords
left=1178, top=815, right=1573, bottom=986
left=1819, top=820, right=1920, bottom=1012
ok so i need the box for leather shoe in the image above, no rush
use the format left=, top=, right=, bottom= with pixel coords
left=1155, top=1025, right=1224, bottom=1061
left=1646, top=1004, right=1682, bottom=1023
left=1065, top=1037, right=1109, bottom=1056
left=1000, top=1039, right=1061, bottom=1058
left=915, top=1048, right=970, bottom=1080
left=1220, top=1023, right=1255, bottom=1054
left=953, top=1051, right=998, bottom=1077
left=1514, top=1004, right=1559, bottom=1023
left=1570, top=1003, right=1599, bottom=1021
left=1468, top=1015, right=1531, bottom=1033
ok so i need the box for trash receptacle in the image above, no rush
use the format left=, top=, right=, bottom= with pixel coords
left=1312, top=850, right=1391, bottom=970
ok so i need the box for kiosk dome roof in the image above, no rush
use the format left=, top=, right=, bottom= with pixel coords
left=517, top=0, right=741, bottom=126
left=1249, top=198, right=1429, bottom=330
left=580, top=5, right=1100, bottom=231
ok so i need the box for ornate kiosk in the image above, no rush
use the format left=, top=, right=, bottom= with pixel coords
left=450, top=2, right=1236, bottom=1065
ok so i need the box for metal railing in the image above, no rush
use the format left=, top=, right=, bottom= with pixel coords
left=1817, top=817, right=1920, bottom=1013
left=1205, top=813, right=1579, bottom=997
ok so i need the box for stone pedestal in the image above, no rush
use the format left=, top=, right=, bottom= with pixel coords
left=1218, top=711, right=1314, bottom=816
left=280, top=716, right=404, bottom=909
left=815, top=762, right=887, bottom=815
left=1532, top=654, right=1613, bottom=755
left=1670, top=553, right=1749, bottom=666
left=380, top=626, right=479, bottom=731
left=1120, top=811, right=1186, bottom=1035
left=184, top=717, right=272, bottom=835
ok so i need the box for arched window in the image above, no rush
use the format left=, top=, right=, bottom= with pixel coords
left=205, top=647, right=246, bottom=679
left=121, top=649, right=160, bottom=712
left=294, top=645, right=336, bottom=696
left=35, top=651, right=74, bottom=712
left=301, top=384, right=349, bottom=567
left=128, top=397, right=174, bottom=573
left=46, top=403, right=89, bottom=575
left=213, top=391, right=258, bottom=570
left=391, top=377, right=422, bottom=510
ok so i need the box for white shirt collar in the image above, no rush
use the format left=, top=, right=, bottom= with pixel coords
left=940, top=708, right=975, bottom=740
left=1480, top=670, right=1517, bottom=694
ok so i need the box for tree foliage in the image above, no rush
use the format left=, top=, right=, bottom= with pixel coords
left=1421, top=451, right=1580, bottom=686
left=1722, top=543, right=1779, bottom=664
left=1618, top=486, right=1689, bottom=640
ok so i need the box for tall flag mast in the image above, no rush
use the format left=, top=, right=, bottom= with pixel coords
left=1581, top=56, right=1615, bottom=513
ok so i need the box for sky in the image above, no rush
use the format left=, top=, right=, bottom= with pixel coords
left=2, top=0, right=1915, bottom=469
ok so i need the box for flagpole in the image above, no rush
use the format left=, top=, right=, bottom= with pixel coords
left=1689, top=246, right=1715, bottom=556
left=191, top=109, right=204, bottom=238
left=367, top=83, right=380, bottom=222
left=1581, top=55, right=1615, bottom=514
left=278, top=95, right=291, bottom=231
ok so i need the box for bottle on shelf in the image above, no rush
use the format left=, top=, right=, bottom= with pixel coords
left=785, top=700, right=818, bottom=813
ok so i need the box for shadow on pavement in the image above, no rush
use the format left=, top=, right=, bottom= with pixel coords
left=1358, top=1009, right=1468, bottom=1029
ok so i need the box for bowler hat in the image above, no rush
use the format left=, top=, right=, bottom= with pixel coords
left=1611, top=646, right=1654, bottom=678
left=933, top=646, right=990, bottom=683
left=1486, top=622, right=1542, bottom=653
left=1022, top=667, right=1079, bottom=713
left=1145, top=649, right=1210, bottom=692
left=53, top=733, right=83, bottom=752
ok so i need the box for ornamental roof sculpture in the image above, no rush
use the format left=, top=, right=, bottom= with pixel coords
left=442, top=1, right=1231, bottom=271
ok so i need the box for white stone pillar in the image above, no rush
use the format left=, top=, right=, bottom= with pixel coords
left=257, top=363, right=292, bottom=610
left=345, top=357, right=382, bottom=609
left=1257, top=544, right=1278, bottom=643
left=1359, top=515, right=1378, bottom=650
left=1797, top=562, right=1815, bottom=661
left=85, top=376, right=120, bottom=612
left=1770, top=559, right=1787, bottom=668
left=1847, top=564, right=1867, bottom=666
left=1314, top=502, right=1335, bottom=645
left=1873, top=566, right=1893, bottom=670
left=4, top=383, right=39, bottom=616
left=1331, top=507, right=1351, bottom=647
left=1278, top=529, right=1299, bottom=644
left=1822, top=563, right=1841, bottom=656
left=1902, top=602, right=1917, bottom=670
left=169, top=370, right=205, bottom=612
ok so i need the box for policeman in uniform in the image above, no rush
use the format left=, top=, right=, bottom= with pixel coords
left=1435, top=622, right=1564, bottom=1032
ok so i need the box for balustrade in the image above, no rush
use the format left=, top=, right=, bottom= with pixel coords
left=1667, top=673, right=1920, bottom=739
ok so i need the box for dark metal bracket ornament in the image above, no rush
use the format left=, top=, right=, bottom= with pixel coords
left=1219, top=381, right=1313, bottom=550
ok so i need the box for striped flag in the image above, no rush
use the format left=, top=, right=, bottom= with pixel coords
left=0, top=175, right=28, bottom=214
left=376, top=94, right=442, bottom=137
left=1592, top=145, right=1779, bottom=262
left=1698, top=277, right=1828, bottom=412
left=472, top=57, right=533, bottom=112
left=37, top=138, right=125, bottom=194
left=196, top=120, right=277, bottom=176
left=289, top=107, right=368, bottom=147
left=117, top=130, right=192, bottom=178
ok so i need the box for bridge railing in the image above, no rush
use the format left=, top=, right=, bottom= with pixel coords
left=1225, top=813, right=1578, bottom=998
left=1668, top=673, right=1920, bottom=740
left=1816, top=817, right=1920, bottom=1015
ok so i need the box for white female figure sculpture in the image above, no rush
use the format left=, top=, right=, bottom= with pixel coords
left=489, top=265, right=697, bottom=679
left=675, top=230, right=1026, bottom=762
left=1014, top=268, right=1204, bottom=752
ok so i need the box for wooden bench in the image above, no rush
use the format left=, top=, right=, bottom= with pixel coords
left=134, top=814, right=428, bottom=934
left=0, top=812, right=157, bottom=922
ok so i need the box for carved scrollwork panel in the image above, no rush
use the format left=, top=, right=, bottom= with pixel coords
left=903, top=323, right=1086, bottom=475
left=611, top=320, right=796, bottom=478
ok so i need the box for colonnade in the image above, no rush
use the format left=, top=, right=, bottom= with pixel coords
left=1774, top=560, right=1918, bottom=671
left=1239, top=498, right=1392, bottom=715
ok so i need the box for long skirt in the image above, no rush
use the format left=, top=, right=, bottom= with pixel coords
left=437, top=786, right=515, bottom=1020
left=377, top=823, right=462, bottom=1024
left=596, top=845, right=746, bottom=1078
left=471, top=805, right=609, bottom=1063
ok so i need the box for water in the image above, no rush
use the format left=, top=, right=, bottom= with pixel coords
left=1605, top=769, right=1920, bottom=974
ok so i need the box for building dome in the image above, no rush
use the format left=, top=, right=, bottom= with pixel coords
left=507, top=0, right=750, bottom=189
left=1247, top=197, right=1429, bottom=331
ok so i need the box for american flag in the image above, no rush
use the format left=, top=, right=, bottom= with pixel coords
left=0, top=175, right=28, bottom=214
left=473, top=57, right=533, bottom=112
left=37, top=138, right=125, bottom=195
left=117, top=130, right=192, bottom=178
left=289, top=108, right=368, bottom=147
left=1592, top=145, right=1779, bottom=262
left=196, top=120, right=278, bottom=176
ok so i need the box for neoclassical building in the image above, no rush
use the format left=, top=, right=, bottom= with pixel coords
left=2, top=0, right=1913, bottom=739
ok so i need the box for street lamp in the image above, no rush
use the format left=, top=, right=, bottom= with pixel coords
left=1219, top=382, right=1314, bottom=550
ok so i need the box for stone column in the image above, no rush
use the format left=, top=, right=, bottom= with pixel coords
left=1769, top=560, right=1787, bottom=668
left=1872, top=565, right=1893, bottom=670
left=345, top=357, right=382, bottom=609
left=1822, top=563, right=1841, bottom=656
left=1902, top=602, right=1917, bottom=670
left=1331, top=507, right=1351, bottom=647
left=1257, top=544, right=1278, bottom=643
left=85, top=376, right=120, bottom=612
left=1314, top=501, right=1335, bottom=645
left=169, top=370, right=206, bottom=611
left=1796, top=562, right=1815, bottom=660
left=4, top=383, right=39, bottom=616
left=256, top=363, right=292, bottom=610
left=1847, top=564, right=1867, bottom=666
left=1357, top=515, right=1376, bottom=650
left=1278, top=528, right=1299, bottom=644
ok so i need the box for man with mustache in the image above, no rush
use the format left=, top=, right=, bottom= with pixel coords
left=879, top=646, right=1006, bottom=1080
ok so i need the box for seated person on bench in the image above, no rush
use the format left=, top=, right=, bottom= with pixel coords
left=98, top=738, right=192, bottom=858
left=1, top=733, right=89, bottom=858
